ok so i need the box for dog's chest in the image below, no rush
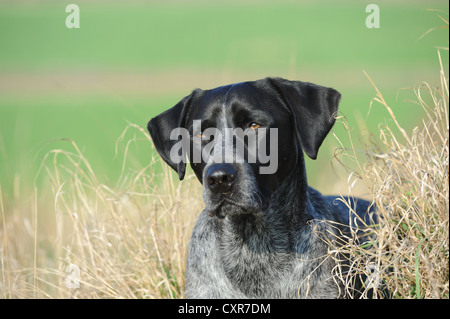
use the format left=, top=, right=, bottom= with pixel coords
left=216, top=215, right=294, bottom=297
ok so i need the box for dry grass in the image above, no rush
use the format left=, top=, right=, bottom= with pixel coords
left=0, top=125, right=202, bottom=298
left=330, top=50, right=449, bottom=299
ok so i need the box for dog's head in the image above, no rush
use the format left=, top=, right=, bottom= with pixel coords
left=148, top=78, right=340, bottom=218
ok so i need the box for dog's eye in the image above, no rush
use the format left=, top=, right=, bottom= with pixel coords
left=250, top=123, right=261, bottom=130
left=196, top=132, right=212, bottom=141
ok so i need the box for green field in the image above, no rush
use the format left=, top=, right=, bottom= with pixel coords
left=0, top=0, right=448, bottom=195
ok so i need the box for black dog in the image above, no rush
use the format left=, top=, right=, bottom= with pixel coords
left=148, top=77, right=375, bottom=298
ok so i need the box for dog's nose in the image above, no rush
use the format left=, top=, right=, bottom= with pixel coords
left=205, top=164, right=237, bottom=194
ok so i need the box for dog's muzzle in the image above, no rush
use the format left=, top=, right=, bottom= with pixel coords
left=203, top=163, right=265, bottom=218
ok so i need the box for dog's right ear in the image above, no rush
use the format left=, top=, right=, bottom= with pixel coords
left=147, top=91, right=197, bottom=180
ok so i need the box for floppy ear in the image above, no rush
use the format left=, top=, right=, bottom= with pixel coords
left=267, top=77, right=341, bottom=159
left=147, top=92, right=196, bottom=180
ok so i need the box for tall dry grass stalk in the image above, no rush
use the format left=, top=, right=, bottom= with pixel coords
left=1, top=124, right=202, bottom=298
left=331, top=50, right=449, bottom=298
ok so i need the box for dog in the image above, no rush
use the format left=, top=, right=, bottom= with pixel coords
left=147, top=77, right=375, bottom=298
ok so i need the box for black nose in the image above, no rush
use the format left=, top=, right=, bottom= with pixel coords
left=205, top=164, right=237, bottom=194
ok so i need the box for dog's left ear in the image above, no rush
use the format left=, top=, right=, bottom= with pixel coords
left=267, top=77, right=341, bottom=159
left=147, top=91, right=198, bottom=180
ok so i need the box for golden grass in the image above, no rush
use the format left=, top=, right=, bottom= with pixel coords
left=1, top=125, right=202, bottom=298
left=330, top=50, right=449, bottom=299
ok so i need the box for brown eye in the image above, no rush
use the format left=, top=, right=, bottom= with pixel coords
left=250, top=123, right=261, bottom=130
left=196, top=132, right=212, bottom=141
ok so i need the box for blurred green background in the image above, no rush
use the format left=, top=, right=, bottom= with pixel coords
left=0, top=0, right=448, bottom=196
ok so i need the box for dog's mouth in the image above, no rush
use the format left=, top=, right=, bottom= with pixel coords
left=204, top=193, right=268, bottom=219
